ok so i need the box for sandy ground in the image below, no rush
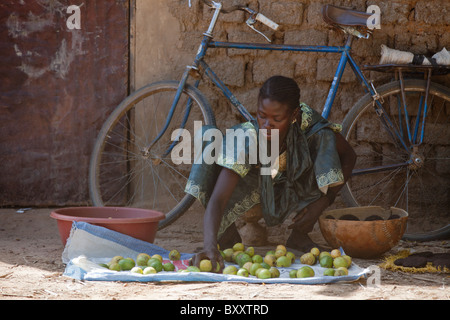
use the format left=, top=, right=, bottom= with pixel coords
left=0, top=207, right=449, bottom=301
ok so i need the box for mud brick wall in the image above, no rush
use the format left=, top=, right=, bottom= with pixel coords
left=1, top=0, right=449, bottom=206
left=165, top=0, right=450, bottom=130
left=0, top=1, right=129, bottom=206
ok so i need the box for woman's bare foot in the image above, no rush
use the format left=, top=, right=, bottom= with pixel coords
left=286, top=231, right=324, bottom=253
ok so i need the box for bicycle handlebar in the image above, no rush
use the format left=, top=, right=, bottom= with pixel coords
left=200, top=0, right=279, bottom=31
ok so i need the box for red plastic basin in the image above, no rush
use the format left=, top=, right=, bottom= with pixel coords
left=50, top=207, right=165, bottom=246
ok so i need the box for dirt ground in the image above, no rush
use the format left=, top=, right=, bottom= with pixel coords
left=0, top=207, right=448, bottom=301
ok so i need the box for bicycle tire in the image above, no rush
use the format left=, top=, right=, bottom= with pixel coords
left=89, top=80, right=216, bottom=230
left=341, top=79, right=450, bottom=241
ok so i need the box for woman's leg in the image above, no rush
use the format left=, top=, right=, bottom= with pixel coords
left=217, top=222, right=242, bottom=249
left=286, top=230, right=320, bottom=252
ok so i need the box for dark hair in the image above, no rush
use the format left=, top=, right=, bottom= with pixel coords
left=258, top=76, right=300, bottom=110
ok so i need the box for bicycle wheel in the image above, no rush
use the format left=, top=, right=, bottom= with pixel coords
left=341, top=79, right=450, bottom=240
left=89, top=80, right=215, bottom=229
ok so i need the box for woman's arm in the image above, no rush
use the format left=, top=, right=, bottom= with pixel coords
left=326, top=132, right=357, bottom=203
left=288, top=132, right=356, bottom=234
left=191, top=167, right=241, bottom=271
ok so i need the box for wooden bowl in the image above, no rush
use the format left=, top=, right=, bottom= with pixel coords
left=319, top=206, right=408, bottom=259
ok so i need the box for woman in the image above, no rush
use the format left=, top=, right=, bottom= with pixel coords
left=185, top=76, right=356, bottom=271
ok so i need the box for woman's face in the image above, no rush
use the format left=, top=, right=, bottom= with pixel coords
left=256, top=98, right=296, bottom=143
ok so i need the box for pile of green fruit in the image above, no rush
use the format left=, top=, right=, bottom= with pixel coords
left=97, top=245, right=352, bottom=280
left=100, top=249, right=182, bottom=274
left=296, top=247, right=352, bottom=277
left=218, top=243, right=296, bottom=279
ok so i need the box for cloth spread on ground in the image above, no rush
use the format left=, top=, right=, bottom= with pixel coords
left=62, top=222, right=369, bottom=284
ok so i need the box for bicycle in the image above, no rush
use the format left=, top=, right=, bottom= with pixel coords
left=89, top=1, right=450, bottom=241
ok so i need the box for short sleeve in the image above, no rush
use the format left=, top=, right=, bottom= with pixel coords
left=308, top=128, right=344, bottom=194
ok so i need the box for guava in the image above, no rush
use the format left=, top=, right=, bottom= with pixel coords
left=130, top=266, right=143, bottom=274
left=147, top=258, right=163, bottom=272
left=151, top=254, right=163, bottom=263
left=333, top=256, right=348, bottom=268
left=136, top=253, right=151, bottom=266
left=118, top=258, right=135, bottom=271
left=108, top=262, right=121, bottom=271
left=269, top=267, right=280, bottom=278
left=242, top=261, right=253, bottom=272
left=276, top=245, right=287, bottom=255
left=223, top=265, right=238, bottom=275
left=323, top=268, right=335, bottom=276
left=186, top=265, right=201, bottom=272
left=232, top=251, right=244, bottom=263
left=276, top=256, right=291, bottom=268
left=252, top=254, right=263, bottom=264
left=342, top=255, right=352, bottom=267
left=250, top=263, right=261, bottom=276
left=319, top=255, right=333, bottom=268
left=264, top=254, right=276, bottom=267
left=275, top=249, right=286, bottom=258
left=163, top=262, right=175, bottom=271
left=319, top=251, right=331, bottom=260
left=260, top=262, right=270, bottom=269
left=289, top=269, right=297, bottom=278
left=199, top=259, right=212, bottom=272
left=169, top=249, right=181, bottom=261
left=334, top=267, right=348, bottom=276
left=109, top=256, right=123, bottom=265
left=143, top=266, right=157, bottom=274
left=256, top=268, right=271, bottom=279
left=310, top=247, right=320, bottom=258
left=300, top=253, right=316, bottom=265
left=245, top=246, right=255, bottom=257
left=286, top=252, right=296, bottom=263
left=223, top=248, right=234, bottom=262
left=236, top=253, right=252, bottom=267
left=233, top=242, right=245, bottom=252
left=237, top=268, right=249, bottom=277
left=297, top=266, right=315, bottom=278
left=331, top=249, right=341, bottom=259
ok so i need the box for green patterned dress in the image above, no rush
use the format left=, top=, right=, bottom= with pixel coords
left=184, top=104, right=344, bottom=239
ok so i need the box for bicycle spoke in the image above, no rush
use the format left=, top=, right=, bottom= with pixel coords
left=342, top=79, right=450, bottom=237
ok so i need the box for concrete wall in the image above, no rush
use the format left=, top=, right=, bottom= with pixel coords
left=0, top=1, right=129, bottom=206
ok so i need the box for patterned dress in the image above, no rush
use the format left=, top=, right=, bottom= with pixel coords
left=185, top=104, right=344, bottom=239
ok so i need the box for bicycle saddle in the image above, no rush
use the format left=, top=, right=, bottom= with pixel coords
left=322, top=5, right=371, bottom=28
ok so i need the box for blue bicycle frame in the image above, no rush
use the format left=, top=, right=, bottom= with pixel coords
left=207, top=37, right=368, bottom=120
left=151, top=5, right=410, bottom=162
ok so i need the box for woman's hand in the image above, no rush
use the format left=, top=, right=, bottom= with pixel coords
left=192, top=168, right=240, bottom=272
left=190, top=246, right=224, bottom=272
left=288, top=195, right=330, bottom=234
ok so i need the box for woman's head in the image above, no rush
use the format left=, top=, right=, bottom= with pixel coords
left=256, top=76, right=300, bottom=141
left=258, top=75, right=300, bottom=110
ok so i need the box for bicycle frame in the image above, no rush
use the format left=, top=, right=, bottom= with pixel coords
left=150, top=3, right=411, bottom=163
left=397, top=68, right=432, bottom=146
